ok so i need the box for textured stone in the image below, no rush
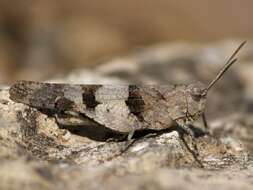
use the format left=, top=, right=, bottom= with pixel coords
left=1, top=41, right=253, bottom=190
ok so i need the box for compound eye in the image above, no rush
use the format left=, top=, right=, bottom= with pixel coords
left=191, top=93, right=202, bottom=101
left=188, top=83, right=207, bottom=102
left=190, top=87, right=204, bottom=101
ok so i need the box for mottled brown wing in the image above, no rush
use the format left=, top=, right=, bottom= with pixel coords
left=9, top=81, right=157, bottom=112
left=9, top=81, right=177, bottom=132
left=9, top=81, right=101, bottom=111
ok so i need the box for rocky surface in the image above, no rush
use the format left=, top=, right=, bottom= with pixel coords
left=0, top=40, right=253, bottom=190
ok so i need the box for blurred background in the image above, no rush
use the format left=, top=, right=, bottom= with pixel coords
left=0, top=0, right=252, bottom=84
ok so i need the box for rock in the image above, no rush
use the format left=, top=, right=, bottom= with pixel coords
left=1, top=41, right=253, bottom=190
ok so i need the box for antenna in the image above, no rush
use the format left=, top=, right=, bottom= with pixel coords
left=206, top=41, right=246, bottom=92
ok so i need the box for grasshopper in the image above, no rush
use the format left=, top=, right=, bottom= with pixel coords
left=9, top=41, right=246, bottom=147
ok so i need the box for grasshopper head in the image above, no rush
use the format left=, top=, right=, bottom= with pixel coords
left=184, top=82, right=207, bottom=122
left=177, top=41, right=246, bottom=125
left=165, top=83, right=207, bottom=125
